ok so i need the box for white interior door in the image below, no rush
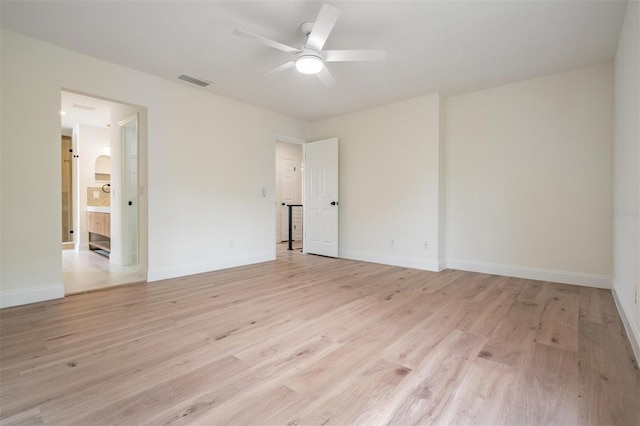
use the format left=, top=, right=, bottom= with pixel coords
left=304, top=137, right=339, bottom=257
left=279, top=157, right=296, bottom=242
left=120, top=115, right=138, bottom=266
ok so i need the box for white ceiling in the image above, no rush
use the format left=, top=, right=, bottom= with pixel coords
left=1, top=1, right=627, bottom=122
left=60, top=91, right=112, bottom=131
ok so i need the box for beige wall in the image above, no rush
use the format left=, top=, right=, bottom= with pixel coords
left=612, top=0, right=640, bottom=361
left=0, top=29, right=307, bottom=307
left=446, top=62, right=614, bottom=287
left=309, top=93, right=444, bottom=271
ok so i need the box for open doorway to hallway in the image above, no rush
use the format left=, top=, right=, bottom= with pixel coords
left=275, top=140, right=303, bottom=252
left=60, top=90, right=147, bottom=294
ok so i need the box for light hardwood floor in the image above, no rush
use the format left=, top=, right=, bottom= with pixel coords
left=1, top=247, right=639, bottom=425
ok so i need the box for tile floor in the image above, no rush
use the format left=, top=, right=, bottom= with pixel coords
left=62, top=250, right=143, bottom=294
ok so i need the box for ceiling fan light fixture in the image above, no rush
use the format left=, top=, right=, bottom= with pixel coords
left=295, top=56, right=324, bottom=74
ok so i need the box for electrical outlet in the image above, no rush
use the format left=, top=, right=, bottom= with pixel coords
left=391, top=239, right=395, bottom=247
left=423, top=241, right=429, bottom=249
left=93, top=191, right=100, bottom=199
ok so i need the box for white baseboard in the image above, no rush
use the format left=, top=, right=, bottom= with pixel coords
left=0, top=284, right=65, bottom=308
left=612, top=288, right=640, bottom=366
left=445, top=259, right=611, bottom=289
left=339, top=249, right=441, bottom=272
left=147, top=253, right=275, bottom=282
left=437, top=258, right=447, bottom=272
left=138, top=266, right=148, bottom=282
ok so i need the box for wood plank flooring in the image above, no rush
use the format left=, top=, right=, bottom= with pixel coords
left=1, top=247, right=639, bottom=425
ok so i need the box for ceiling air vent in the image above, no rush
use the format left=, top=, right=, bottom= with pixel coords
left=178, top=74, right=212, bottom=87
left=72, top=103, right=96, bottom=111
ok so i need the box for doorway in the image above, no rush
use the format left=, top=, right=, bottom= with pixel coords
left=61, top=135, right=74, bottom=250
left=60, top=90, right=147, bottom=294
left=275, top=139, right=303, bottom=251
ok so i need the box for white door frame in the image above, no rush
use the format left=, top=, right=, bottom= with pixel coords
left=71, top=130, right=79, bottom=250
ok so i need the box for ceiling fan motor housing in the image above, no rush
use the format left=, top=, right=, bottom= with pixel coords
left=300, top=21, right=315, bottom=36
left=296, top=48, right=324, bottom=61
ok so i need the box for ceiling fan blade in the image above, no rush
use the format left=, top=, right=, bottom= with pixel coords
left=233, top=29, right=300, bottom=54
left=324, top=50, right=387, bottom=62
left=264, top=61, right=295, bottom=77
left=305, top=4, right=340, bottom=52
left=316, top=66, right=336, bottom=89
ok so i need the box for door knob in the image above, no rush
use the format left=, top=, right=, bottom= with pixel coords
left=281, top=202, right=286, bottom=206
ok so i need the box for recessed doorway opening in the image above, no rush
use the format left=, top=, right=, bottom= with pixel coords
left=275, top=137, right=304, bottom=252
left=60, top=90, right=148, bottom=294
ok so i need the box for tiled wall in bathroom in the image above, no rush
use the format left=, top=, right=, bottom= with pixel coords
left=87, top=186, right=111, bottom=206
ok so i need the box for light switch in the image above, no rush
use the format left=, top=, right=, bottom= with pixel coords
left=93, top=191, right=100, bottom=199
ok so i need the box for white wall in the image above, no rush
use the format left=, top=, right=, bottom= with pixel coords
left=75, top=125, right=110, bottom=250
left=1, top=31, right=64, bottom=306
left=0, top=30, right=307, bottom=307
left=0, top=27, right=627, bottom=314
left=438, top=96, right=447, bottom=266
left=0, top=29, right=3, bottom=291
left=309, top=93, right=444, bottom=271
left=612, top=0, right=640, bottom=363
left=446, top=63, right=614, bottom=288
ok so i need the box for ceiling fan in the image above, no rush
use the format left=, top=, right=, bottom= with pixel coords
left=233, top=4, right=386, bottom=88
